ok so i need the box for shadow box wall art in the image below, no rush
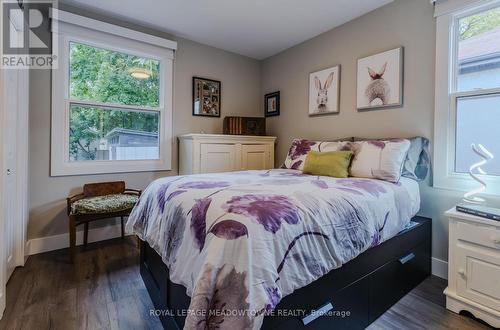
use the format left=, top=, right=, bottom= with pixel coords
left=264, top=91, right=280, bottom=117
left=193, top=77, right=221, bottom=117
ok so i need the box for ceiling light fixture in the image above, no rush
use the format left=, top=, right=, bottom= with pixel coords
left=128, top=67, right=152, bottom=80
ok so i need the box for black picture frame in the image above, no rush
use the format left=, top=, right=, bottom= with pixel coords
left=192, top=77, right=221, bottom=117
left=264, top=91, right=280, bottom=117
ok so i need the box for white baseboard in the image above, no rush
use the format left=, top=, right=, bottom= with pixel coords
left=26, top=226, right=451, bottom=280
left=432, top=257, right=448, bottom=279
left=26, top=224, right=126, bottom=255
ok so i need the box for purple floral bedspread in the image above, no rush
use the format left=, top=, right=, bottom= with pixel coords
left=126, top=169, right=419, bottom=329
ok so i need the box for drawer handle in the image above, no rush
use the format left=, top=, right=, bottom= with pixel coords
left=302, top=302, right=333, bottom=325
left=458, top=268, right=466, bottom=277
left=399, top=252, right=415, bottom=264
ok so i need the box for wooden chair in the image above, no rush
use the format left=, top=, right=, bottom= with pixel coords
left=66, top=181, right=141, bottom=262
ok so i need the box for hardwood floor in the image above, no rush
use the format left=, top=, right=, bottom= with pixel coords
left=367, top=276, right=492, bottom=330
left=0, top=237, right=492, bottom=330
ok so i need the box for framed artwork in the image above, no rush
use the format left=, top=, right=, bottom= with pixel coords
left=308, top=65, right=340, bottom=116
left=357, top=47, right=403, bottom=110
left=264, top=91, right=280, bottom=117
left=193, top=77, right=221, bottom=117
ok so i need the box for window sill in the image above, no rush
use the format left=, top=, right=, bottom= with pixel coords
left=433, top=172, right=500, bottom=196
left=50, top=159, right=172, bottom=177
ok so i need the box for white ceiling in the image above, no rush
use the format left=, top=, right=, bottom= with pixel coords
left=62, top=0, right=393, bottom=60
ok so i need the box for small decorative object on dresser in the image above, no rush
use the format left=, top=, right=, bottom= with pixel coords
left=357, top=47, right=403, bottom=110
left=463, top=143, right=494, bottom=204
left=308, top=65, right=340, bottom=116
left=264, top=91, right=280, bottom=117
left=223, top=116, right=266, bottom=135
left=444, top=208, right=500, bottom=328
left=192, top=77, right=221, bottom=117
left=178, top=134, right=276, bottom=174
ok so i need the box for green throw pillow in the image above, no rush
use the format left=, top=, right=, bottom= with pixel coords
left=303, top=151, right=353, bottom=178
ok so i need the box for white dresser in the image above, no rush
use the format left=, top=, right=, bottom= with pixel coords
left=444, top=208, right=500, bottom=328
left=178, top=134, right=277, bottom=175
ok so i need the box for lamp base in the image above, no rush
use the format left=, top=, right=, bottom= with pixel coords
left=462, top=196, right=486, bottom=205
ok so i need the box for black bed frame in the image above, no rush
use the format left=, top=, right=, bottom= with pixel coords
left=140, top=216, right=431, bottom=330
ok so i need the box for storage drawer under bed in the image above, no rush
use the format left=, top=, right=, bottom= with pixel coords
left=369, top=241, right=430, bottom=322
left=265, top=240, right=430, bottom=330
left=140, top=216, right=431, bottom=330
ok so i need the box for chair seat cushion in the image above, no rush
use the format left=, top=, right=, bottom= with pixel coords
left=71, top=194, right=138, bottom=215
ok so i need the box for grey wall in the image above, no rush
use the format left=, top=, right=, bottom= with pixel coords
left=29, top=5, right=262, bottom=239
left=260, top=0, right=456, bottom=263
left=30, top=0, right=493, bottom=265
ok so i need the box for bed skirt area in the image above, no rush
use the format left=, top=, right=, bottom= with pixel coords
left=140, top=216, right=431, bottom=330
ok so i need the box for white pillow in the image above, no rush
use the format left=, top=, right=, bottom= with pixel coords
left=283, top=139, right=346, bottom=171
left=348, top=139, right=410, bottom=182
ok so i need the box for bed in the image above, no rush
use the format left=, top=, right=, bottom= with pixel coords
left=127, top=168, right=431, bottom=330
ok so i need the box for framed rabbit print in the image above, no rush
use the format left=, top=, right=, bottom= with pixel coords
left=308, top=65, right=340, bottom=116
left=357, top=47, right=403, bottom=110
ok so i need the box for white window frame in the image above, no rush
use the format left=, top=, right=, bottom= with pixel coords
left=50, top=10, right=176, bottom=176
left=434, top=0, right=500, bottom=195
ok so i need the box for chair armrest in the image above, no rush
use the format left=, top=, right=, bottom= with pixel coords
left=66, top=193, right=85, bottom=215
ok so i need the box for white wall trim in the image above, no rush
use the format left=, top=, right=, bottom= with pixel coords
left=26, top=224, right=128, bottom=256
left=50, top=9, right=177, bottom=51
left=26, top=223, right=451, bottom=280
left=8, top=226, right=459, bottom=282
left=432, top=257, right=449, bottom=279
left=0, top=2, right=6, bottom=317
left=434, top=0, right=490, bottom=17
left=16, top=67, right=29, bottom=267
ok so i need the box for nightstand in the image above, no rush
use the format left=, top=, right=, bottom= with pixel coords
left=444, top=208, right=500, bottom=328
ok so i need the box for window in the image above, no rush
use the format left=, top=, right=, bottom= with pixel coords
left=51, top=10, right=176, bottom=176
left=454, top=6, right=500, bottom=177
left=434, top=0, right=500, bottom=194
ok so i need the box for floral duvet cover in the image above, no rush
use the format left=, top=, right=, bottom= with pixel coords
left=127, top=169, right=419, bottom=330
